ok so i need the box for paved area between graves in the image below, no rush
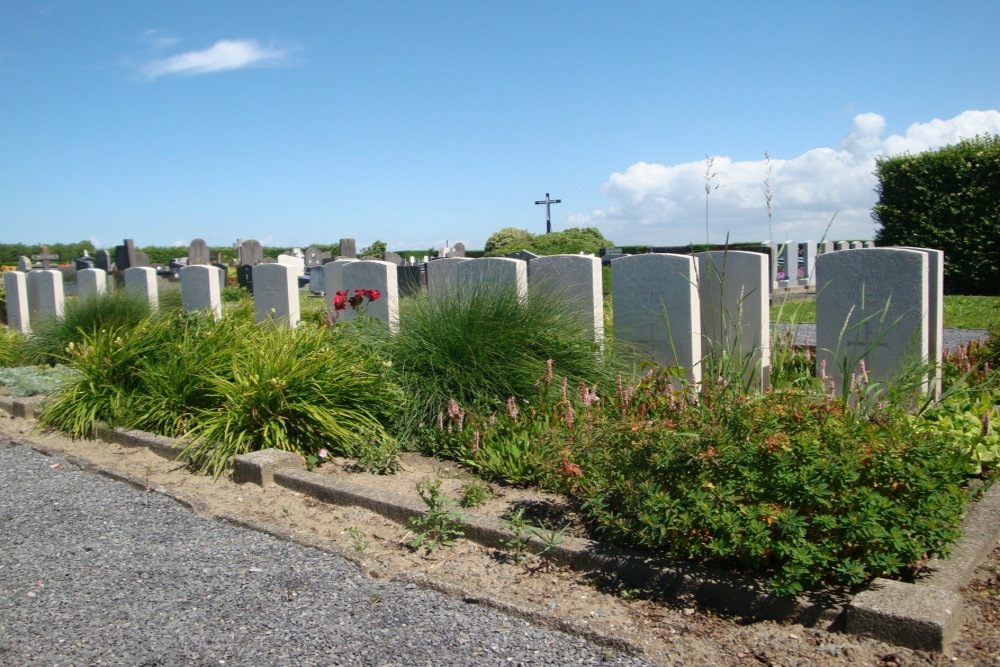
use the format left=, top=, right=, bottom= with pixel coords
left=2, top=394, right=998, bottom=659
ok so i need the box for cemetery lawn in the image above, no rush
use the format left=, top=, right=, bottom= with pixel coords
left=771, top=294, right=1000, bottom=329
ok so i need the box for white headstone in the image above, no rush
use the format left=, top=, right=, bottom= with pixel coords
left=611, top=253, right=702, bottom=382
left=835, top=241, right=849, bottom=251
left=778, top=241, right=795, bottom=287
left=253, top=263, right=300, bottom=328
left=26, top=270, right=64, bottom=323
left=530, top=254, right=604, bottom=340
left=276, top=254, right=306, bottom=275
left=800, top=241, right=817, bottom=287
left=815, top=248, right=931, bottom=400
left=850, top=241, right=863, bottom=250
left=695, top=251, right=770, bottom=390
left=180, top=265, right=223, bottom=320
left=455, top=257, right=528, bottom=300
left=425, top=257, right=468, bottom=303
left=76, top=268, right=107, bottom=304
left=339, top=260, right=399, bottom=332
left=3, top=271, right=30, bottom=333
left=323, top=258, right=359, bottom=312
left=124, top=267, right=159, bottom=312
left=819, top=241, right=835, bottom=255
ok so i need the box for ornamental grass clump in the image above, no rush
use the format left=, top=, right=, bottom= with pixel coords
left=25, top=288, right=152, bottom=366
left=386, top=280, right=616, bottom=430
left=180, top=320, right=399, bottom=478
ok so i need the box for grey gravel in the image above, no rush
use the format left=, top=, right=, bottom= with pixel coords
left=0, top=440, right=651, bottom=666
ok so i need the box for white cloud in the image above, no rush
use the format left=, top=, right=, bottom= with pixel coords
left=140, top=39, right=291, bottom=80
left=573, top=110, right=1000, bottom=246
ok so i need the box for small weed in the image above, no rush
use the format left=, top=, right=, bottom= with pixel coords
left=408, top=480, right=465, bottom=554
left=346, top=526, right=369, bottom=553
left=458, top=480, right=494, bottom=508
left=499, top=507, right=533, bottom=564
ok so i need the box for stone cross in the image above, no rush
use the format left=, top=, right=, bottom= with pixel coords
left=32, top=246, right=59, bottom=270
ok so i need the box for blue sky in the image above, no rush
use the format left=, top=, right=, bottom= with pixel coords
left=3, top=1, right=999, bottom=253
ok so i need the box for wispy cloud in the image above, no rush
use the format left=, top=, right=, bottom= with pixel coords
left=140, top=39, right=292, bottom=80
left=571, top=110, right=1000, bottom=246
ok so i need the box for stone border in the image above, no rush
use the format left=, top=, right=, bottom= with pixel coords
left=3, top=394, right=998, bottom=651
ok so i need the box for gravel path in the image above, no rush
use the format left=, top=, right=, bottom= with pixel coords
left=0, top=441, right=651, bottom=666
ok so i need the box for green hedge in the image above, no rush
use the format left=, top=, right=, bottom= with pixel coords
left=874, top=134, right=1000, bottom=295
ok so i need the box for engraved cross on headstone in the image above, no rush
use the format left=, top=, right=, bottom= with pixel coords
left=32, top=245, right=60, bottom=270
left=534, top=193, right=562, bottom=234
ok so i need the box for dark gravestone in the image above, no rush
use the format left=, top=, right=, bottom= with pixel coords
left=304, top=247, right=324, bottom=267
left=339, top=238, right=357, bottom=259
left=236, top=264, right=254, bottom=294
left=32, top=246, right=60, bottom=269
left=239, top=239, right=264, bottom=266
left=397, top=265, right=424, bottom=297
left=188, top=238, right=211, bottom=265
left=383, top=251, right=404, bottom=266
left=213, top=263, right=229, bottom=292
left=115, top=239, right=136, bottom=271
left=95, top=250, right=113, bottom=272
left=452, top=243, right=466, bottom=258
left=599, top=247, right=624, bottom=266
left=505, top=249, right=539, bottom=262
left=134, top=251, right=150, bottom=267
left=75, top=257, right=94, bottom=271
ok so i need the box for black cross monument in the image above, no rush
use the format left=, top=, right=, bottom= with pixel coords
left=534, top=193, right=562, bottom=234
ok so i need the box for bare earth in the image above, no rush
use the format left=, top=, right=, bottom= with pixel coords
left=2, top=409, right=998, bottom=666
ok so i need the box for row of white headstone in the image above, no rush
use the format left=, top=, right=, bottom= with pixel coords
left=4, top=247, right=942, bottom=400
left=771, top=240, right=876, bottom=289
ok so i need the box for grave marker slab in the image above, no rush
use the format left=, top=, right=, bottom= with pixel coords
left=32, top=246, right=59, bottom=270
left=76, top=268, right=107, bottom=304
left=339, top=260, right=399, bottom=332
left=425, top=257, right=468, bottom=303
left=115, top=239, right=137, bottom=271
left=253, top=263, right=300, bottom=327
left=188, top=238, right=211, bottom=265
left=26, top=270, right=65, bottom=323
left=457, top=257, right=528, bottom=300
left=3, top=271, right=30, bottom=333
left=17, top=257, right=32, bottom=272
left=239, top=239, right=264, bottom=266
left=236, top=264, right=255, bottom=294
left=815, top=248, right=931, bottom=400
left=530, top=254, right=604, bottom=340
left=180, top=265, right=223, bottom=320
left=339, top=238, right=357, bottom=259
left=124, top=267, right=159, bottom=312
left=323, top=259, right=359, bottom=307
left=695, top=251, right=770, bottom=390
left=95, top=250, right=113, bottom=272
left=611, top=253, right=701, bottom=382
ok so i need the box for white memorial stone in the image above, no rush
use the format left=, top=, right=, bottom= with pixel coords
left=124, top=267, right=159, bottom=312
left=26, top=270, right=64, bottom=323
left=611, top=253, right=702, bottom=382
left=339, top=260, right=399, bottom=332
left=530, top=254, right=604, bottom=340
left=3, top=271, right=30, bottom=333
left=455, top=258, right=528, bottom=300
left=253, top=263, right=300, bottom=328
left=695, top=251, right=770, bottom=390
left=800, top=241, right=817, bottom=287
left=180, top=265, right=223, bottom=320
left=76, top=268, right=107, bottom=304
left=323, top=259, right=359, bottom=312
left=426, top=257, right=468, bottom=303
left=815, top=248, right=931, bottom=400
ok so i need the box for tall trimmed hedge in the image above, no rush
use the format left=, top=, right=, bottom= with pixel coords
left=873, top=134, right=1000, bottom=295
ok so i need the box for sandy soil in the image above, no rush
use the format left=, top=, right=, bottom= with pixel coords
left=2, top=409, right=998, bottom=666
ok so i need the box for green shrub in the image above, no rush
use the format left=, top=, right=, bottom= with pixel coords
left=874, top=134, right=1000, bottom=295
left=572, top=373, right=971, bottom=595
left=25, top=289, right=152, bottom=365
left=484, top=227, right=615, bottom=257
left=0, top=327, right=26, bottom=367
